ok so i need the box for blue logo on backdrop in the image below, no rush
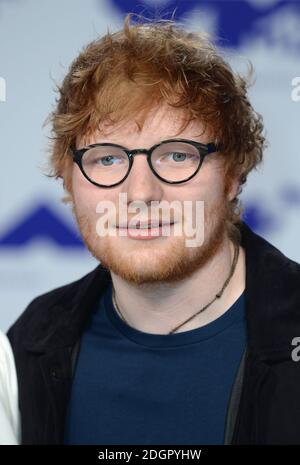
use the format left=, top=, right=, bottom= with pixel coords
left=108, top=0, right=300, bottom=52
left=0, top=204, right=84, bottom=248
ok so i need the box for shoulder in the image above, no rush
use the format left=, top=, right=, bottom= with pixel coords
left=7, top=263, right=109, bottom=350
left=240, top=221, right=300, bottom=279
left=8, top=267, right=93, bottom=330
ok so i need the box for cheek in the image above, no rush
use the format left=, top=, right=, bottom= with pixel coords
left=178, top=167, right=226, bottom=206
left=72, top=164, right=90, bottom=195
left=72, top=165, right=120, bottom=220
left=206, top=174, right=226, bottom=205
left=72, top=165, right=99, bottom=208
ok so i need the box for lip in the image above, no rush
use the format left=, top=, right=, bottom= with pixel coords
left=116, top=223, right=175, bottom=240
left=116, top=221, right=175, bottom=229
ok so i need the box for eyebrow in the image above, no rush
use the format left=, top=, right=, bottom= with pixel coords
left=82, top=137, right=197, bottom=148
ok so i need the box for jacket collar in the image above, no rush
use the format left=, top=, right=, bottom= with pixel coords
left=24, top=221, right=300, bottom=360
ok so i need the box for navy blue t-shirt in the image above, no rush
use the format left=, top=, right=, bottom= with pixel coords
left=64, top=280, right=246, bottom=445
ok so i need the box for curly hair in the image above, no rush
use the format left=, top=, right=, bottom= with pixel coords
left=44, top=13, right=267, bottom=243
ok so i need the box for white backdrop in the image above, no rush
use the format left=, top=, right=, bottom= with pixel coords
left=0, top=0, right=299, bottom=331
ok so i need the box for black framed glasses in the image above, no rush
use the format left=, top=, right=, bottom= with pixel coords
left=71, top=138, right=220, bottom=188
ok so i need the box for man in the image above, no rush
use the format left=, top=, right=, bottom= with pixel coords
left=7, top=14, right=300, bottom=445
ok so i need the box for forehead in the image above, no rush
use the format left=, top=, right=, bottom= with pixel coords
left=77, top=104, right=210, bottom=148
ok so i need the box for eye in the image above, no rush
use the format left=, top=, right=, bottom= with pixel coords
left=85, top=152, right=127, bottom=167
left=170, top=152, right=187, bottom=162
left=158, top=152, right=197, bottom=163
left=98, top=155, right=119, bottom=166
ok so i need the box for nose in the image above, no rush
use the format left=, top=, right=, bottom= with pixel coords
left=120, top=152, right=163, bottom=205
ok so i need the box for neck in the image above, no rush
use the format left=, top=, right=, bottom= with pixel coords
left=110, top=236, right=246, bottom=334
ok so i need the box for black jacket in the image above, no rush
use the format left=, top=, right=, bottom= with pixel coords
left=7, top=222, right=300, bottom=444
